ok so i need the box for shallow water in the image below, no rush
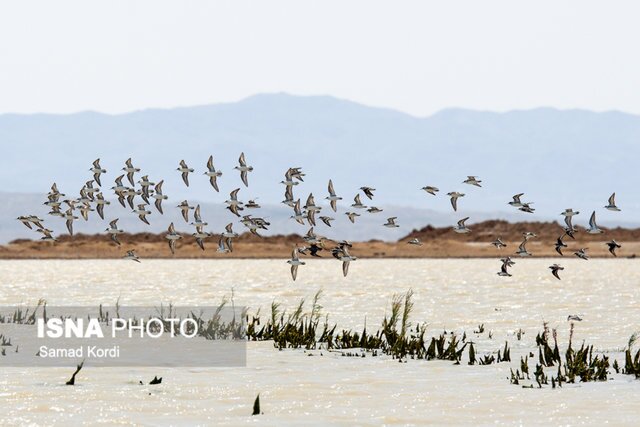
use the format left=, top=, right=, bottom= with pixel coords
left=0, top=259, right=639, bottom=425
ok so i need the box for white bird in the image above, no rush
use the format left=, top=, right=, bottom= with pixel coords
left=452, top=217, right=471, bottom=234
left=447, top=192, right=465, bottom=212
left=204, top=155, right=223, bottom=192
left=463, top=176, right=482, bottom=187
left=325, top=179, right=342, bottom=212
left=604, top=193, right=620, bottom=211
left=234, top=152, right=253, bottom=187
left=177, top=160, right=194, bottom=187
left=287, top=247, right=306, bottom=281
left=165, top=222, right=182, bottom=254
left=383, top=217, right=399, bottom=228
left=586, top=211, right=603, bottom=234
left=508, top=193, right=524, bottom=207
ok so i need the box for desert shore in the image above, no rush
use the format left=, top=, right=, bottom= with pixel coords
left=2, top=220, right=639, bottom=259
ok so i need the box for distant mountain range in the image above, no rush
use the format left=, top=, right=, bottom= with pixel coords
left=1, top=93, right=638, bottom=243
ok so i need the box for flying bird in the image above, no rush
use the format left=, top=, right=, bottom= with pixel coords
left=586, top=211, right=603, bottom=234
left=177, top=160, right=194, bottom=187
left=549, top=264, right=564, bottom=280
left=132, top=204, right=151, bottom=225
left=360, top=187, right=375, bottom=199
left=90, top=159, right=106, bottom=186
left=287, top=247, right=306, bottom=281
left=235, top=152, right=253, bottom=187
left=491, top=238, right=506, bottom=249
left=122, top=158, right=140, bottom=186
left=383, top=217, right=399, bottom=228
left=204, top=155, right=223, bottom=192
left=463, top=176, right=482, bottom=187
left=165, top=222, right=182, bottom=254
left=574, top=248, right=589, bottom=260
left=351, top=194, right=367, bottom=209
left=105, top=219, right=124, bottom=246
left=447, top=192, right=465, bottom=212
left=606, top=240, right=621, bottom=257
left=452, top=217, right=471, bottom=234
left=325, top=179, right=342, bottom=212
left=421, top=186, right=439, bottom=195
left=123, top=250, right=141, bottom=263
left=555, top=236, right=567, bottom=256
left=604, top=193, right=620, bottom=211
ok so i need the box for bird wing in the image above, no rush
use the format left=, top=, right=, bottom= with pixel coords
left=609, top=193, right=616, bottom=205
left=182, top=171, right=190, bottom=187
left=342, top=260, right=350, bottom=277
left=241, top=171, right=248, bottom=187
left=291, top=264, right=298, bottom=281
left=328, top=179, right=335, bottom=195
left=209, top=176, right=219, bottom=192
left=239, top=152, right=246, bottom=166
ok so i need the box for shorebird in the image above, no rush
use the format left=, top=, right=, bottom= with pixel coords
left=90, top=159, right=107, bottom=186
left=367, top=206, right=383, bottom=213
left=122, top=158, right=140, bottom=186
left=300, top=243, right=323, bottom=257
left=360, top=187, right=375, bottom=200
left=345, top=211, right=360, bottom=224
left=204, top=155, right=223, bottom=192
left=574, top=248, right=589, bottom=260
left=132, top=204, right=151, bottom=225
left=561, top=208, right=579, bottom=225
left=177, top=200, right=194, bottom=222
left=165, top=222, right=182, bottom=254
left=225, top=188, right=245, bottom=217
left=332, top=243, right=357, bottom=277
left=463, top=176, right=482, bottom=187
left=78, top=202, right=94, bottom=221
left=604, top=192, right=620, bottom=211
left=38, top=228, right=57, bottom=242
left=549, top=264, right=564, bottom=280
left=319, top=216, right=334, bottom=227
left=282, top=186, right=296, bottom=207
left=137, top=176, right=155, bottom=203
left=555, top=236, right=567, bottom=256
left=586, top=211, right=603, bottom=234
left=123, top=250, right=141, bottom=263
left=245, top=199, right=260, bottom=209
left=519, top=203, right=535, bottom=213
left=44, top=195, right=62, bottom=209
left=241, top=216, right=263, bottom=236
left=280, top=168, right=300, bottom=187
left=17, top=216, right=36, bottom=229
left=290, top=199, right=306, bottom=225
left=447, top=192, right=465, bottom=212
left=500, top=256, right=516, bottom=267
left=288, top=167, right=305, bottom=182
left=508, top=193, right=524, bottom=208
left=491, top=237, right=506, bottom=249
left=522, top=232, right=537, bottom=240
left=105, top=219, right=124, bottom=245
left=83, top=180, right=99, bottom=197
left=190, top=205, right=208, bottom=227
left=351, top=194, right=367, bottom=209
left=515, top=239, right=531, bottom=257
left=606, top=240, right=621, bottom=257
left=287, top=247, right=306, bottom=281
left=235, top=152, right=253, bottom=187
left=48, top=183, right=65, bottom=199
left=304, top=194, right=321, bottom=226
left=94, top=193, right=110, bottom=220
left=177, top=160, right=194, bottom=187
left=152, top=180, right=168, bottom=214
left=63, top=209, right=78, bottom=235
left=221, top=223, right=238, bottom=252
left=325, top=179, right=342, bottom=212
left=407, top=238, right=423, bottom=246
left=497, top=258, right=513, bottom=277
left=111, top=174, right=128, bottom=193
left=452, top=217, right=471, bottom=234
left=383, top=217, right=399, bottom=228
left=421, top=186, right=439, bottom=195
left=567, top=315, right=583, bottom=322
left=216, top=235, right=231, bottom=253
left=123, top=187, right=140, bottom=210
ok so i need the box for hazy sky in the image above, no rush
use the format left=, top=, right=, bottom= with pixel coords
left=0, top=1, right=638, bottom=115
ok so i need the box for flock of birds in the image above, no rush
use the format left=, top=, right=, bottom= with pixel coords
left=16, top=156, right=624, bottom=281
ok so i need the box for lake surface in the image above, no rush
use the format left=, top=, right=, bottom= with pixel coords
left=0, top=259, right=639, bottom=425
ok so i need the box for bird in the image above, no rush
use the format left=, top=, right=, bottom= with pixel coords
left=149, top=376, right=162, bottom=385
left=123, top=250, right=141, bottom=263
left=351, top=194, right=367, bottom=209
left=383, top=217, right=399, bottom=228
left=302, top=227, right=322, bottom=245
left=407, top=238, right=423, bottom=246
left=190, top=205, right=207, bottom=227
left=132, top=204, right=151, bottom=225
left=332, top=243, right=357, bottom=277
left=463, top=176, right=482, bottom=187
left=282, top=186, right=295, bottom=207
left=90, top=159, right=106, bottom=186
left=216, top=235, right=231, bottom=254
left=137, top=175, right=155, bottom=203
left=78, top=202, right=94, bottom=221
left=177, top=200, right=195, bottom=222
left=319, top=216, right=334, bottom=227
left=63, top=209, right=78, bottom=235
left=549, top=264, right=564, bottom=280
left=518, top=203, right=535, bottom=213
left=515, top=239, right=531, bottom=257
left=94, top=193, right=110, bottom=220
left=221, top=223, right=239, bottom=252
left=325, top=179, right=342, bottom=212
left=345, top=212, right=360, bottom=224
left=204, top=155, right=223, bottom=192
left=165, top=222, right=182, bottom=254
left=567, top=315, right=583, bottom=322
left=280, top=168, right=300, bottom=187
left=111, top=174, right=128, bottom=193
left=522, top=232, right=537, bottom=240
left=360, top=187, right=375, bottom=199
left=447, top=192, right=465, bottom=212
left=225, top=188, right=244, bottom=210
left=122, top=158, right=140, bottom=186
left=304, top=194, right=321, bottom=226
left=65, top=360, right=84, bottom=385
left=245, top=199, right=261, bottom=209
left=452, top=217, right=471, bottom=234
left=586, top=211, right=603, bottom=234
left=287, top=247, right=306, bottom=281
left=606, top=240, right=621, bottom=257
left=491, top=237, right=506, bottom=249
left=290, top=200, right=306, bottom=225
left=604, top=193, right=620, bottom=211
left=177, top=160, right=194, bottom=187
left=367, top=206, right=383, bottom=213
left=152, top=180, right=168, bottom=214
left=508, top=193, right=524, bottom=207
left=497, top=258, right=513, bottom=277
left=421, top=186, right=439, bottom=195
left=106, top=219, right=124, bottom=245
left=574, top=248, right=589, bottom=260
left=554, top=236, right=567, bottom=256
left=38, top=228, right=57, bottom=242
left=234, top=152, right=253, bottom=187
